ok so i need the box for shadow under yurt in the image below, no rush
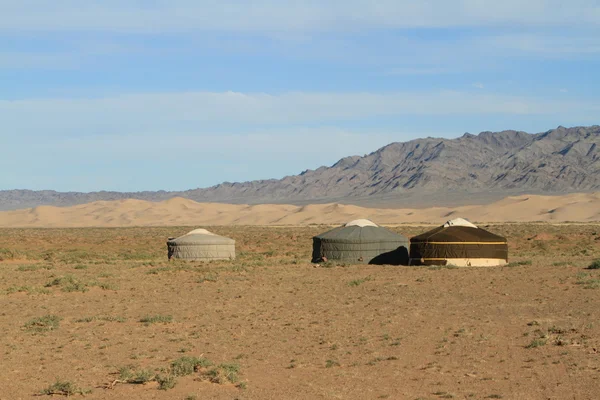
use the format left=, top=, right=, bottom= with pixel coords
left=409, top=218, right=508, bottom=267
left=167, top=229, right=235, bottom=261
left=312, top=219, right=409, bottom=265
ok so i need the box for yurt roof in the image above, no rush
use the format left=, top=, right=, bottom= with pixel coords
left=411, top=220, right=506, bottom=243
left=184, top=228, right=217, bottom=236
left=443, top=218, right=477, bottom=228
left=345, top=219, right=378, bottom=227
left=168, top=229, right=234, bottom=245
left=315, top=220, right=408, bottom=244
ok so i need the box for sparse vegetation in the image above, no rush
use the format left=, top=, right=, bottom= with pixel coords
left=171, top=356, right=213, bottom=376
left=17, top=263, right=53, bottom=272
left=203, top=363, right=241, bottom=384
left=45, top=275, right=89, bottom=292
left=2, top=224, right=600, bottom=398
left=587, top=259, right=600, bottom=270
left=506, top=260, right=532, bottom=267
left=24, top=315, right=61, bottom=333
left=348, top=276, right=372, bottom=287
left=433, top=392, right=455, bottom=399
left=74, top=315, right=126, bottom=323
left=156, top=374, right=177, bottom=390
left=198, top=273, right=218, bottom=283
left=140, top=315, right=173, bottom=325
left=117, top=366, right=155, bottom=384
left=39, top=379, right=90, bottom=396
left=5, top=285, right=50, bottom=295
left=526, top=338, right=547, bottom=349
left=575, top=272, right=600, bottom=289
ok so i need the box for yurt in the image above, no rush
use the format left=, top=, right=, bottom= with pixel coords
left=409, top=218, right=508, bottom=267
left=312, top=219, right=409, bottom=265
left=167, top=229, right=235, bottom=261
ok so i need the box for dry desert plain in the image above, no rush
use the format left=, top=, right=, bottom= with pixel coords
left=1, top=222, right=600, bottom=400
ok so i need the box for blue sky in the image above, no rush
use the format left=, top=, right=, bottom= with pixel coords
left=1, top=0, right=599, bottom=192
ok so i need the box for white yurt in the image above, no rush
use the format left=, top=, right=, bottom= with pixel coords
left=167, top=229, right=235, bottom=261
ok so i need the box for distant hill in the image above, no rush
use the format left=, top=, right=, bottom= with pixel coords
left=0, top=193, right=599, bottom=227
left=1, top=125, right=599, bottom=211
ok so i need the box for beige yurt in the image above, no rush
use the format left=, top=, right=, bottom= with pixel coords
left=167, top=229, right=235, bottom=261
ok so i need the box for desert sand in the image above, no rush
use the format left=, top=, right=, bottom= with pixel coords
left=0, top=192, right=599, bottom=228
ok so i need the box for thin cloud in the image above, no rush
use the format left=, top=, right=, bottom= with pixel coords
left=2, top=90, right=599, bottom=138
left=1, top=1, right=599, bottom=33
left=386, top=66, right=453, bottom=75
left=482, top=34, right=600, bottom=56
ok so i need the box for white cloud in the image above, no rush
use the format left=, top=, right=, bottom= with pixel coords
left=0, top=52, right=81, bottom=69
left=1, top=90, right=598, bottom=138
left=386, top=66, right=454, bottom=75
left=472, top=83, right=485, bottom=89
left=484, top=34, right=600, bottom=56
left=0, top=1, right=599, bottom=33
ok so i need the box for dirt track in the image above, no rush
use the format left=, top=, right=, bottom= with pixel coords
left=1, top=224, right=599, bottom=399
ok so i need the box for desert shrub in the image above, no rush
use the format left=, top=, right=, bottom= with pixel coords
left=140, top=315, right=173, bottom=325
left=0, top=248, right=19, bottom=260
left=203, top=363, right=241, bottom=384
left=171, top=356, right=212, bottom=376
left=587, top=259, right=600, bottom=270
left=526, top=338, right=547, bottom=349
left=39, top=379, right=90, bottom=396
left=24, top=315, right=61, bottom=333
left=118, top=366, right=154, bottom=384
left=156, top=374, right=177, bottom=390
left=45, top=275, right=88, bottom=292
left=17, top=264, right=53, bottom=272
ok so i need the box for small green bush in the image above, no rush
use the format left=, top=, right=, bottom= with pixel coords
left=156, top=374, right=177, bottom=390
left=118, top=367, right=154, bottom=384
left=526, top=338, right=547, bottom=349
left=24, top=315, right=61, bottom=333
left=45, top=275, right=88, bottom=292
left=204, top=363, right=241, bottom=384
left=140, top=315, right=173, bottom=325
left=171, top=356, right=213, bottom=376
left=39, top=379, right=90, bottom=396
left=587, top=259, right=600, bottom=270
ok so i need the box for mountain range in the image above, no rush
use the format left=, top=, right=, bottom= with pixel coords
left=1, top=125, right=598, bottom=211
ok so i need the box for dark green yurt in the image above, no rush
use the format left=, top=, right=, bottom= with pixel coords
left=312, top=219, right=409, bottom=265
left=409, top=218, right=508, bottom=267
left=167, top=229, right=235, bottom=261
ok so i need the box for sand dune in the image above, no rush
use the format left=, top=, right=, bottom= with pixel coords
left=0, top=192, right=599, bottom=228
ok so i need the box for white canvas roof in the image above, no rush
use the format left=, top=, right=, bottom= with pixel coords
left=443, top=218, right=477, bottom=228
left=184, top=228, right=216, bottom=236
left=345, top=219, right=378, bottom=228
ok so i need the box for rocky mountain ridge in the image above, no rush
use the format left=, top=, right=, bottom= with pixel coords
left=1, top=125, right=598, bottom=210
